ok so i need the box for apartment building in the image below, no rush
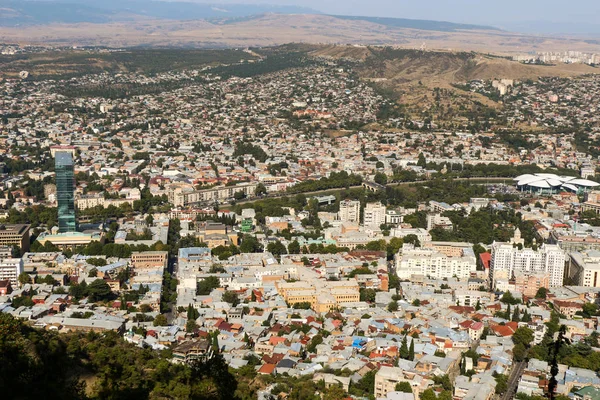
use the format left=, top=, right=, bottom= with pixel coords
left=338, top=200, right=360, bottom=223
left=395, top=243, right=477, bottom=280
left=363, top=202, right=387, bottom=227
left=490, top=243, right=565, bottom=288
left=0, top=257, right=24, bottom=287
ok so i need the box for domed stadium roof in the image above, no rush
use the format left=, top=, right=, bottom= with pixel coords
left=514, top=173, right=599, bottom=191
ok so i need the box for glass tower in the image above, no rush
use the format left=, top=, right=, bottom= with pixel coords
left=55, top=151, right=77, bottom=233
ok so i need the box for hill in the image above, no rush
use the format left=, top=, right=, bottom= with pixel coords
left=308, top=44, right=599, bottom=125
left=1, top=8, right=600, bottom=54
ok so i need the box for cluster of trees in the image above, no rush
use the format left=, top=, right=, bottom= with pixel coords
left=430, top=208, right=536, bottom=246
left=287, top=171, right=363, bottom=194
left=232, top=141, right=268, bottom=163
left=0, top=313, right=240, bottom=399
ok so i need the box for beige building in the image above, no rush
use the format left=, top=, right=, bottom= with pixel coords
left=374, top=366, right=418, bottom=399
left=276, top=279, right=360, bottom=313
left=131, top=251, right=168, bottom=270
left=0, top=224, right=30, bottom=252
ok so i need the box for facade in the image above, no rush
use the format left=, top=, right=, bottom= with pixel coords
left=275, top=279, right=360, bottom=313
left=374, top=366, right=415, bottom=399
left=395, top=243, right=477, bottom=280
left=0, top=224, right=30, bottom=252
left=170, top=183, right=258, bottom=207
left=490, top=243, right=565, bottom=288
left=131, top=251, right=169, bottom=270
left=0, top=257, right=24, bottom=287
left=363, top=202, right=387, bottom=227
left=55, top=151, right=77, bottom=233
left=338, top=200, right=361, bottom=223
left=567, top=249, right=600, bottom=287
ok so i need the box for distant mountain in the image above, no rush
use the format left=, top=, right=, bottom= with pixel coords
left=331, top=15, right=500, bottom=32
left=0, top=0, right=319, bottom=26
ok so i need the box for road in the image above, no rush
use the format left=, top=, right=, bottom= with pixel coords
left=502, top=360, right=526, bottom=400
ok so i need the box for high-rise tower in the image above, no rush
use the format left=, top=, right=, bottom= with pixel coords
left=55, top=151, right=77, bottom=233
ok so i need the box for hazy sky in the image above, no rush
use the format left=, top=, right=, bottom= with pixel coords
left=193, top=0, right=600, bottom=33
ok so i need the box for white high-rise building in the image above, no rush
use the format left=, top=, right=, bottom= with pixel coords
left=363, top=202, right=387, bottom=227
left=338, top=200, right=361, bottom=223
left=490, top=243, right=565, bottom=288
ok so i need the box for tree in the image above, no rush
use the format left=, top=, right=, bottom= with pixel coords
left=359, top=288, right=376, bottom=302
left=186, top=319, right=198, bottom=333
left=306, top=334, right=323, bottom=353
left=197, top=276, right=220, bottom=295
left=501, top=291, right=520, bottom=305
left=512, top=327, right=534, bottom=347
left=86, top=279, right=112, bottom=302
left=421, top=388, right=437, bottom=400
left=255, top=183, right=267, bottom=196
left=88, top=268, right=98, bottom=278
left=153, top=314, right=168, bottom=326
left=287, top=240, right=301, bottom=254
left=535, top=287, right=548, bottom=299
left=513, top=342, right=527, bottom=361
left=408, top=338, right=415, bottom=361
left=323, top=385, right=346, bottom=400
left=18, top=272, right=30, bottom=286
left=495, top=374, right=508, bottom=394
left=388, top=301, right=399, bottom=312
left=266, top=241, right=287, bottom=258
left=395, top=381, right=412, bottom=393
left=222, top=291, right=239, bottom=306
left=400, top=335, right=409, bottom=359
left=512, top=306, right=521, bottom=322
left=374, top=172, right=387, bottom=185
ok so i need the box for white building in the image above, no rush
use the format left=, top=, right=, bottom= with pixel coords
left=338, top=200, right=361, bottom=224
left=395, top=243, right=477, bottom=280
left=490, top=243, right=565, bottom=288
left=0, top=257, right=24, bottom=287
left=426, top=214, right=453, bottom=231
left=363, top=202, right=387, bottom=227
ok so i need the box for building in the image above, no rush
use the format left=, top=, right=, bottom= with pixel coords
left=374, top=366, right=416, bottom=399
left=35, top=231, right=103, bottom=250
left=395, top=243, right=476, bottom=280
left=490, top=243, right=565, bottom=288
left=275, top=279, right=360, bottom=313
left=0, top=257, right=24, bottom=287
left=385, top=210, right=403, bottom=225
left=0, top=224, right=30, bottom=252
left=567, top=249, right=600, bottom=287
left=55, top=151, right=77, bottom=233
left=363, top=202, right=387, bottom=227
left=172, top=340, right=213, bottom=365
left=338, top=200, right=360, bottom=223
left=131, top=251, right=168, bottom=270
left=515, top=173, right=599, bottom=194
left=426, top=214, right=453, bottom=231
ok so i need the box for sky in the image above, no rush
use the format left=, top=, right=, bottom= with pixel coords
left=184, top=0, right=600, bottom=34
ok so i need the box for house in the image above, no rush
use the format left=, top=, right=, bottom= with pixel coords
left=172, top=339, right=213, bottom=364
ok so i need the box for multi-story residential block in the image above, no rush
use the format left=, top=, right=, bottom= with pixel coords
left=363, top=202, right=387, bottom=226
left=490, top=243, right=565, bottom=288
left=395, top=243, right=477, bottom=280
left=338, top=200, right=361, bottom=223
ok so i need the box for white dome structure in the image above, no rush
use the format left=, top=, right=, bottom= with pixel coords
left=514, top=173, right=599, bottom=194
